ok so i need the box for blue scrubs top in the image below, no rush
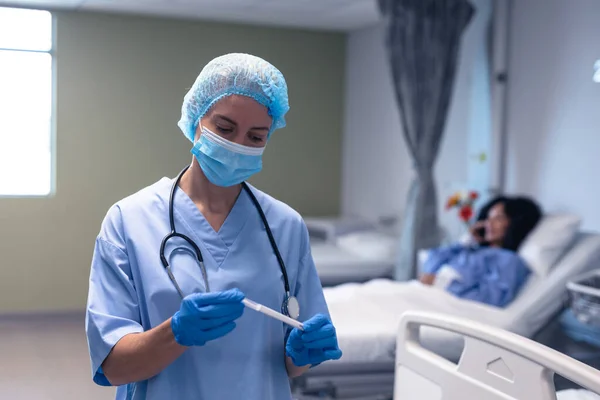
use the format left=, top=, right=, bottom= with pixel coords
left=85, top=177, right=329, bottom=400
left=422, top=244, right=531, bottom=307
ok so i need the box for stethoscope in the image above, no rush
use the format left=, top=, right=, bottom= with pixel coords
left=159, top=166, right=300, bottom=320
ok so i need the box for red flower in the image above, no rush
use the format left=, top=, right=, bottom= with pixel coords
left=469, top=191, right=479, bottom=200
left=459, top=205, right=473, bottom=222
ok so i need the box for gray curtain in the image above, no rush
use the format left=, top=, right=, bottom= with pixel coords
left=378, top=0, right=475, bottom=281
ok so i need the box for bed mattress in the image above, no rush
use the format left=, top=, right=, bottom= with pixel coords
left=558, top=390, right=600, bottom=400
left=324, top=279, right=514, bottom=365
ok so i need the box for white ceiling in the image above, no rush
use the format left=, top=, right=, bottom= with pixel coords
left=0, top=0, right=382, bottom=31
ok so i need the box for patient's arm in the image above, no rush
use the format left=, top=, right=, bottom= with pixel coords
left=421, top=244, right=464, bottom=276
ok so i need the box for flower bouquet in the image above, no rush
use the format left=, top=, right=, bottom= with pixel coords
left=445, top=191, right=479, bottom=226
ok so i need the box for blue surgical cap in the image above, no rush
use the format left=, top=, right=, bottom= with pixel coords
left=178, top=53, right=290, bottom=142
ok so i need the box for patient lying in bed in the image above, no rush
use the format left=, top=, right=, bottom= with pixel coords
left=420, top=196, right=542, bottom=307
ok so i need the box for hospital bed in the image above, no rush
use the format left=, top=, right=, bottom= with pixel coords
left=393, top=311, right=600, bottom=399
left=293, top=230, right=600, bottom=398
left=305, top=217, right=399, bottom=286
left=295, top=311, right=600, bottom=400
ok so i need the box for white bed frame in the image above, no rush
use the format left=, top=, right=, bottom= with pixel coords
left=394, top=311, right=600, bottom=399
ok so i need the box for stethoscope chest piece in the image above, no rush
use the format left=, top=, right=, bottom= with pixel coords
left=283, top=294, right=300, bottom=320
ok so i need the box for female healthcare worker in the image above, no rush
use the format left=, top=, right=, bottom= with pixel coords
left=85, top=53, right=342, bottom=400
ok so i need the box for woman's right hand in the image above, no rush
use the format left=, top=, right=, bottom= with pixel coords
left=171, top=288, right=245, bottom=347
left=419, top=274, right=436, bottom=286
left=469, top=220, right=487, bottom=243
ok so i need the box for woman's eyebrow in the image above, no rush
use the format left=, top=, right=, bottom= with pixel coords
left=213, top=114, right=237, bottom=125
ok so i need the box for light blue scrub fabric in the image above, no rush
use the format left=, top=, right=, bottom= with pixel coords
left=85, top=177, right=329, bottom=400
left=421, top=244, right=531, bottom=308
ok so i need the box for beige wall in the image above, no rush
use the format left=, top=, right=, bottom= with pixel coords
left=0, top=11, right=345, bottom=313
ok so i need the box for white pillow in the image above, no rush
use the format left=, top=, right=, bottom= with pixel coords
left=518, top=213, right=581, bottom=277
left=305, top=217, right=376, bottom=243
left=336, top=231, right=396, bottom=260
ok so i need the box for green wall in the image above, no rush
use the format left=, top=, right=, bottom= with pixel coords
left=0, top=11, right=345, bottom=313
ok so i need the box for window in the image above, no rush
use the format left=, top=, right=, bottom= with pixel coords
left=0, top=7, right=53, bottom=196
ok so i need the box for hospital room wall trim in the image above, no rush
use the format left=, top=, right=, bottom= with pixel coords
left=0, top=11, right=346, bottom=313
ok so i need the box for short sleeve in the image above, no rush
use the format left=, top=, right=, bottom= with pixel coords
left=293, top=223, right=329, bottom=323
left=85, top=208, right=143, bottom=386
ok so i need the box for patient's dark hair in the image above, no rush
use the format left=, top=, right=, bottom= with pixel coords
left=476, top=195, right=543, bottom=251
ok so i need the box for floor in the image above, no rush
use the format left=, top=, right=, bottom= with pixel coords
left=2, top=311, right=599, bottom=399
left=0, top=313, right=115, bottom=400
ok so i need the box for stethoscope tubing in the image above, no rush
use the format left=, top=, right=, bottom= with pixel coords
left=160, top=165, right=294, bottom=314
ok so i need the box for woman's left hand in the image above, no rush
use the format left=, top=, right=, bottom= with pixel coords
left=286, top=314, right=343, bottom=367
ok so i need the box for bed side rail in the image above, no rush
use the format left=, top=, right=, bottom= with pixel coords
left=395, top=311, right=600, bottom=400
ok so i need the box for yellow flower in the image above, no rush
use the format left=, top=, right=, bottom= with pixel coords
left=446, top=193, right=462, bottom=209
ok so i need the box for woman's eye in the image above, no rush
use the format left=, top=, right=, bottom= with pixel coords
left=217, top=126, right=234, bottom=134
left=251, top=136, right=265, bottom=143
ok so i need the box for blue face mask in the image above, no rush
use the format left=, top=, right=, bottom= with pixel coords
left=191, top=126, right=265, bottom=187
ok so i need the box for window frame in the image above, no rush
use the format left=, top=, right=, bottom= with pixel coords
left=0, top=7, right=56, bottom=198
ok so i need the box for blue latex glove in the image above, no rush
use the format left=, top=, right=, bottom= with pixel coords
left=286, top=314, right=343, bottom=366
left=171, top=288, right=245, bottom=347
